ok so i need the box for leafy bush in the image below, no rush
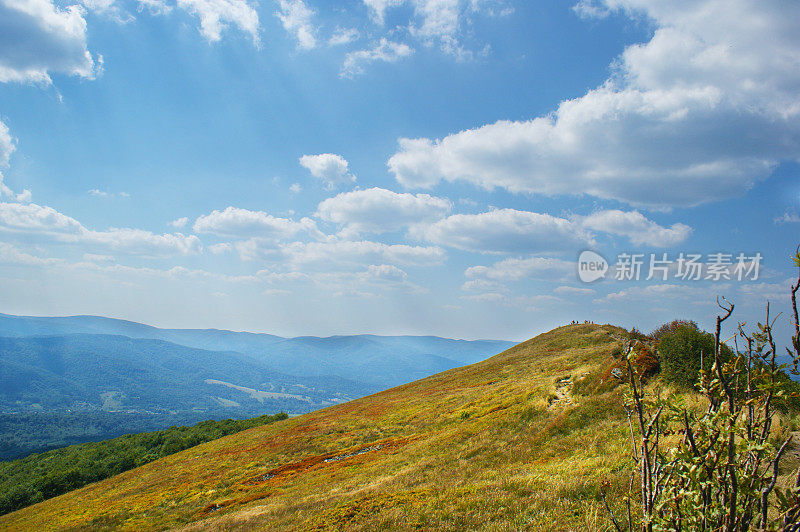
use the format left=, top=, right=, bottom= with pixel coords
left=648, top=318, right=698, bottom=343
left=656, top=322, right=732, bottom=387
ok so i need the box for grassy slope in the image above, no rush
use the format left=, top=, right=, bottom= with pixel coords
left=0, top=324, right=636, bottom=531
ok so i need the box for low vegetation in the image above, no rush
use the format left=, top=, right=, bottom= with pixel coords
left=612, top=249, right=800, bottom=531
left=0, top=412, right=287, bottom=516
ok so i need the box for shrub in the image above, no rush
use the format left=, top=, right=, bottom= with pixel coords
left=656, top=322, right=732, bottom=387
left=648, top=319, right=698, bottom=343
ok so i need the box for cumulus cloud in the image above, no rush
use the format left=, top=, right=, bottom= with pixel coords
left=276, top=0, right=316, bottom=49
left=341, top=38, right=412, bottom=78
left=409, top=208, right=592, bottom=254
left=0, top=202, right=201, bottom=257
left=0, top=0, right=100, bottom=84
left=176, top=0, right=259, bottom=44
left=316, top=187, right=451, bottom=236
left=299, top=153, right=356, bottom=188
left=580, top=209, right=692, bottom=247
left=193, top=206, right=322, bottom=240
left=388, top=0, right=800, bottom=209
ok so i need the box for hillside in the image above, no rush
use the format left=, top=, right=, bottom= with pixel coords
left=0, top=324, right=636, bottom=531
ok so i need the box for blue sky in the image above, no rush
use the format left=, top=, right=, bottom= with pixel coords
left=0, top=0, right=798, bottom=341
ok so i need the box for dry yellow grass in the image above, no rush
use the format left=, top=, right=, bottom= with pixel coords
left=0, top=324, right=641, bottom=531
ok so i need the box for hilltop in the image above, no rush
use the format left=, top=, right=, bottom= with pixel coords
left=0, top=324, right=635, bottom=530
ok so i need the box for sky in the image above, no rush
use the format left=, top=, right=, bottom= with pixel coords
left=0, top=0, right=798, bottom=341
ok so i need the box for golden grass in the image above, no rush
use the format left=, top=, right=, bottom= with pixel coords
left=1, top=324, right=641, bottom=531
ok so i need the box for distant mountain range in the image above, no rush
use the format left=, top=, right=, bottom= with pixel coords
left=0, top=313, right=513, bottom=388
left=0, top=313, right=513, bottom=458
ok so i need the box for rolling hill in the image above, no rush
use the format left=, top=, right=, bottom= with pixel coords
left=0, top=313, right=514, bottom=387
left=0, top=324, right=641, bottom=530
left=0, top=333, right=375, bottom=460
left=0, top=334, right=371, bottom=415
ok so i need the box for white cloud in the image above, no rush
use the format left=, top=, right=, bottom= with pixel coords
left=176, top=0, right=260, bottom=44
left=169, top=216, right=189, bottom=229
left=85, top=227, right=201, bottom=256
left=341, top=38, right=413, bottom=78
left=465, top=256, right=573, bottom=282
left=409, top=208, right=592, bottom=254
left=0, top=202, right=201, bottom=257
left=299, top=153, right=355, bottom=188
left=580, top=209, right=692, bottom=247
left=362, top=0, right=504, bottom=59
left=0, top=201, right=83, bottom=235
left=0, top=121, right=30, bottom=202
left=775, top=212, right=800, bottom=225
left=388, top=0, right=800, bottom=209
left=276, top=0, right=316, bottom=50
left=0, top=241, right=63, bottom=266
left=316, top=187, right=451, bottom=236
left=0, top=0, right=100, bottom=84
left=328, top=27, right=359, bottom=46
left=13, top=189, right=32, bottom=203
left=80, top=0, right=133, bottom=23
left=571, top=0, right=609, bottom=19
left=88, top=189, right=110, bottom=197
left=289, top=183, right=302, bottom=193
left=193, top=206, right=322, bottom=239
left=136, top=0, right=171, bottom=15
left=409, top=0, right=459, bottom=41
left=461, top=278, right=506, bottom=292
left=363, top=0, right=403, bottom=24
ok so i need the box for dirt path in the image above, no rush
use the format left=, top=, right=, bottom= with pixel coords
left=549, top=376, right=574, bottom=408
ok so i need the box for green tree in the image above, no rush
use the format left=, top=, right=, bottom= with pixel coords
left=657, top=323, right=732, bottom=387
